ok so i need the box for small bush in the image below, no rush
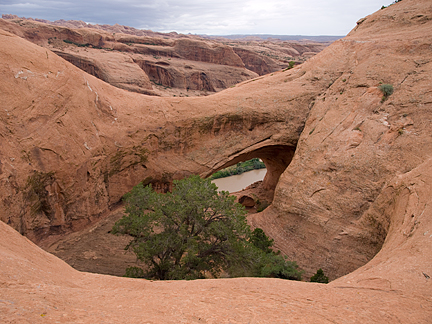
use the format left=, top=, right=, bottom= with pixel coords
left=282, top=61, right=296, bottom=72
left=310, top=268, right=329, bottom=283
left=378, top=84, right=394, bottom=97
left=259, top=255, right=303, bottom=280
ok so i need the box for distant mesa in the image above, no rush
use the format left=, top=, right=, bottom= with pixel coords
left=203, top=34, right=344, bottom=42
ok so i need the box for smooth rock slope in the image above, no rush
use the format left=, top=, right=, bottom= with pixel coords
left=1, top=159, right=431, bottom=321
left=0, top=0, right=432, bottom=321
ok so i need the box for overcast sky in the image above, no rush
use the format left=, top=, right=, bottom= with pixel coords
left=1, top=1, right=391, bottom=36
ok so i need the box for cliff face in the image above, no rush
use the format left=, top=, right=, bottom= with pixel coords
left=0, top=17, right=328, bottom=97
left=1, top=0, right=432, bottom=287
left=233, top=47, right=282, bottom=75
left=250, top=0, right=432, bottom=279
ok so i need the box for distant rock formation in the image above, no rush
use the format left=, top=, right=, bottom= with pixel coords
left=0, top=15, right=328, bottom=96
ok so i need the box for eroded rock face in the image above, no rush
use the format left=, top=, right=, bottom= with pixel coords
left=249, top=0, right=432, bottom=279
left=0, top=154, right=431, bottom=322
left=53, top=50, right=155, bottom=95
left=0, top=18, right=261, bottom=96
left=173, top=38, right=245, bottom=67
left=0, top=17, right=328, bottom=97
left=1, top=0, right=432, bottom=287
left=0, top=25, right=323, bottom=245
left=233, top=47, right=282, bottom=75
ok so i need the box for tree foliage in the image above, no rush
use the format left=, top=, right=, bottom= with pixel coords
left=210, top=158, right=266, bottom=180
left=250, top=228, right=275, bottom=254
left=250, top=228, right=303, bottom=280
left=113, top=175, right=303, bottom=281
left=310, top=268, right=329, bottom=283
left=257, top=254, right=303, bottom=280
left=113, top=175, right=258, bottom=280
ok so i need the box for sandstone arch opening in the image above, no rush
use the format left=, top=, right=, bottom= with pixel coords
left=211, top=165, right=267, bottom=193
left=208, top=145, right=296, bottom=197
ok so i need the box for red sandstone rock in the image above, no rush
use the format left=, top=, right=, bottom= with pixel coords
left=0, top=156, right=431, bottom=321
left=238, top=195, right=256, bottom=207
left=0, top=3, right=432, bottom=321
left=0, top=17, right=327, bottom=96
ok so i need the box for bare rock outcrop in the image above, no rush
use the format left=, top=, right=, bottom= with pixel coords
left=0, top=0, right=431, bottom=312
left=0, top=156, right=431, bottom=322
left=53, top=50, right=155, bottom=95
left=0, top=16, right=329, bottom=97
left=173, top=38, right=245, bottom=67
left=232, top=47, right=282, bottom=75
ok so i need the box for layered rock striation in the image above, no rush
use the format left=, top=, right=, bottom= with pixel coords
left=0, top=16, right=328, bottom=96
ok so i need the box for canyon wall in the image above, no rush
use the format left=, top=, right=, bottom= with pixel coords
left=0, top=0, right=432, bottom=285
left=0, top=17, right=328, bottom=97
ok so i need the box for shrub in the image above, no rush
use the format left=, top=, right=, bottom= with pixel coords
left=282, top=61, right=296, bottom=72
left=310, top=268, right=329, bottom=283
left=378, top=83, right=394, bottom=97
left=258, top=255, right=303, bottom=280
left=378, top=83, right=394, bottom=102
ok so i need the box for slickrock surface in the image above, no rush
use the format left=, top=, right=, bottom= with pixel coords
left=1, top=159, right=431, bottom=322
left=249, top=0, right=432, bottom=279
left=1, top=0, right=432, bottom=322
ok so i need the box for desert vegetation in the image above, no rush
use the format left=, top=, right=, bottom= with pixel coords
left=310, top=268, right=329, bottom=283
left=378, top=83, right=394, bottom=102
left=112, top=176, right=302, bottom=280
left=209, top=158, right=266, bottom=180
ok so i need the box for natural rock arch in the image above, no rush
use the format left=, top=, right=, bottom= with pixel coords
left=206, top=145, right=296, bottom=193
left=1, top=0, right=432, bottom=283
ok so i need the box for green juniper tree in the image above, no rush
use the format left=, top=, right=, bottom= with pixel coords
left=250, top=228, right=303, bottom=280
left=113, top=176, right=257, bottom=280
left=113, top=175, right=303, bottom=280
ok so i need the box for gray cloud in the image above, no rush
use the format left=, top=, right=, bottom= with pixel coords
left=0, top=0, right=388, bottom=35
